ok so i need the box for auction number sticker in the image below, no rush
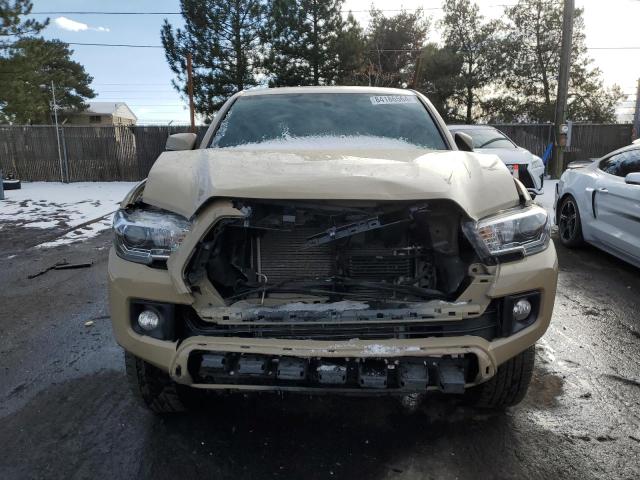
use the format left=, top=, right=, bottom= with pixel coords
left=370, top=95, right=418, bottom=105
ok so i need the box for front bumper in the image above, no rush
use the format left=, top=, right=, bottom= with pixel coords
left=507, top=163, right=544, bottom=196
left=108, top=240, right=558, bottom=392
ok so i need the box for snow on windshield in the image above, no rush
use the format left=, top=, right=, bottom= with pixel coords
left=210, top=93, right=448, bottom=150
left=224, top=134, right=424, bottom=150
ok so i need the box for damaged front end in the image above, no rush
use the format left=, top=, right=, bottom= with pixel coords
left=157, top=198, right=504, bottom=392
left=112, top=192, right=550, bottom=393
left=184, top=199, right=492, bottom=326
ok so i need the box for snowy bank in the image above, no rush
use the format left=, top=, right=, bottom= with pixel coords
left=0, top=181, right=135, bottom=247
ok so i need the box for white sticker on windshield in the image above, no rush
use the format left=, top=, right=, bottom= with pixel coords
left=369, top=95, right=418, bottom=105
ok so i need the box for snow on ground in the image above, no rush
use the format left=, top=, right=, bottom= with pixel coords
left=535, top=178, right=558, bottom=224
left=0, top=182, right=135, bottom=247
left=0, top=178, right=558, bottom=249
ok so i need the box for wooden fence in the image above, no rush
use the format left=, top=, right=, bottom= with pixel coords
left=0, top=123, right=634, bottom=182
left=0, top=125, right=208, bottom=182
left=490, top=123, right=634, bottom=168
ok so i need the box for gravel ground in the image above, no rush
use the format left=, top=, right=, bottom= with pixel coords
left=1, top=222, right=639, bottom=479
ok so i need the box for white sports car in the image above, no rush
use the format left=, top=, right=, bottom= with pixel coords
left=448, top=125, right=546, bottom=197
left=555, top=144, right=640, bottom=267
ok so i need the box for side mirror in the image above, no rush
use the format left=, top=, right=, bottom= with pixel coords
left=453, top=132, right=474, bottom=152
left=165, top=133, right=197, bottom=151
left=625, top=172, right=640, bottom=185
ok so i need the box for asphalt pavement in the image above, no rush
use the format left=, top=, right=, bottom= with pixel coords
left=1, top=224, right=639, bottom=480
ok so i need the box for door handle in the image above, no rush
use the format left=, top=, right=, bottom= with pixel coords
left=597, top=187, right=609, bottom=193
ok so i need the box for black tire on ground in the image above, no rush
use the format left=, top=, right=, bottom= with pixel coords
left=3, top=179, right=21, bottom=190
left=464, top=345, right=535, bottom=409
left=558, top=194, right=584, bottom=247
left=124, top=351, right=188, bottom=413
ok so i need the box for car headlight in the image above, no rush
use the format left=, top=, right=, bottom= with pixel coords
left=531, top=156, right=544, bottom=170
left=113, top=208, right=191, bottom=266
left=463, top=205, right=550, bottom=262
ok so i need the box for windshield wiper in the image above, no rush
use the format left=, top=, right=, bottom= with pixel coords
left=478, top=137, right=509, bottom=148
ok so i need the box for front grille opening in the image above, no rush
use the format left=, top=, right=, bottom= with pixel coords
left=186, top=199, right=480, bottom=306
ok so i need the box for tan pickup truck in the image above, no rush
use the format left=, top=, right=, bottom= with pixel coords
left=108, top=87, right=557, bottom=413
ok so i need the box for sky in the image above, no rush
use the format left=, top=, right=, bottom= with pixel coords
left=28, top=0, right=640, bottom=124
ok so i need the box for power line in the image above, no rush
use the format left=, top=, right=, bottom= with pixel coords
left=66, top=42, right=163, bottom=48
left=30, top=6, right=518, bottom=15
left=589, top=46, right=640, bottom=50
left=32, top=11, right=183, bottom=15
left=15, top=42, right=638, bottom=50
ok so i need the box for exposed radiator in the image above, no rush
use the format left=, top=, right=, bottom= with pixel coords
left=256, top=228, right=416, bottom=284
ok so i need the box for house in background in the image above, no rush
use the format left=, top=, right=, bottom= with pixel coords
left=64, top=102, right=137, bottom=125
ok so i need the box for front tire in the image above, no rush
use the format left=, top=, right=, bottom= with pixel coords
left=124, top=351, right=189, bottom=413
left=558, top=195, right=584, bottom=247
left=465, top=345, right=535, bottom=409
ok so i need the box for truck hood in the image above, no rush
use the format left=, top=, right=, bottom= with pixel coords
left=142, top=148, right=520, bottom=220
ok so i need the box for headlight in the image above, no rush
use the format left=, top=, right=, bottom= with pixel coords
left=463, top=205, right=550, bottom=261
left=531, top=156, right=544, bottom=170
left=113, top=208, right=191, bottom=266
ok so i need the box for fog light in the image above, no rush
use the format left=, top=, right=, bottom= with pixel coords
left=512, top=299, right=532, bottom=322
left=138, top=309, right=160, bottom=330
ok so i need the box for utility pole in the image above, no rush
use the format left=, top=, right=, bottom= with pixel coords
left=411, top=51, right=422, bottom=89
left=633, top=78, right=640, bottom=141
left=552, top=0, right=574, bottom=179
left=51, top=81, right=65, bottom=183
left=187, top=53, right=196, bottom=134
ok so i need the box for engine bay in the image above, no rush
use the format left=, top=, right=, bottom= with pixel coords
left=186, top=199, right=479, bottom=309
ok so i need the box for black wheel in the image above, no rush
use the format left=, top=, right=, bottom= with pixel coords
left=558, top=195, right=584, bottom=247
left=465, top=345, right=535, bottom=409
left=124, top=351, right=191, bottom=413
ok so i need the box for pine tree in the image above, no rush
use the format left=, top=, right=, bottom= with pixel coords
left=0, top=38, right=94, bottom=124
left=415, top=44, right=464, bottom=123
left=363, top=8, right=429, bottom=88
left=161, top=0, right=266, bottom=118
left=0, top=0, right=48, bottom=51
left=264, top=0, right=344, bottom=86
left=333, top=13, right=367, bottom=85
left=501, top=0, right=624, bottom=122
left=440, top=0, right=503, bottom=123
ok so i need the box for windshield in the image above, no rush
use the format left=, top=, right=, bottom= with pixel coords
left=210, top=93, right=448, bottom=150
left=454, top=128, right=515, bottom=149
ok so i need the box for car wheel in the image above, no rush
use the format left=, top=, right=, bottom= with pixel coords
left=558, top=195, right=584, bottom=247
left=464, top=345, right=535, bottom=409
left=125, top=351, right=201, bottom=413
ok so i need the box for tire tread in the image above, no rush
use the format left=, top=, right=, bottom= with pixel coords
left=466, top=345, right=535, bottom=409
left=124, top=351, right=186, bottom=413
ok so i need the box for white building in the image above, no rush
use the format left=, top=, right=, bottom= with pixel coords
left=65, top=102, right=138, bottom=126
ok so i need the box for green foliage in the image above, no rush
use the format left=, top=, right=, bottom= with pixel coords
left=439, top=0, right=503, bottom=123
left=334, top=13, right=367, bottom=85
left=0, top=39, right=94, bottom=124
left=415, top=44, right=464, bottom=123
left=263, top=0, right=344, bottom=86
left=161, top=0, right=266, bottom=118
left=500, top=0, right=624, bottom=123
left=157, top=0, right=624, bottom=124
left=0, top=0, right=48, bottom=50
left=362, top=8, right=429, bottom=88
